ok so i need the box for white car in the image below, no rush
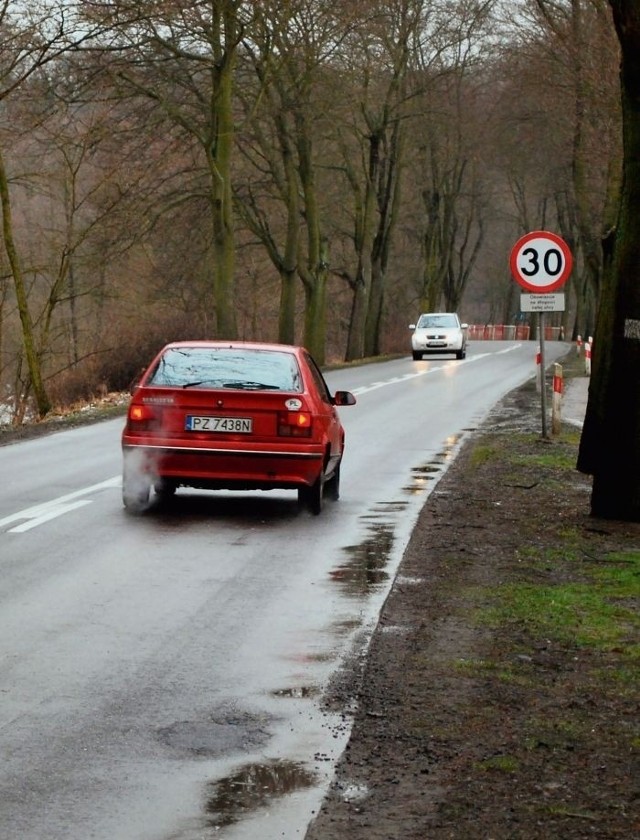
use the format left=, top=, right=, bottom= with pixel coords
left=409, top=312, right=468, bottom=360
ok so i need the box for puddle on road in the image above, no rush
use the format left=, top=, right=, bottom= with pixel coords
left=330, top=433, right=469, bottom=595
left=329, top=522, right=394, bottom=594
left=205, top=759, right=317, bottom=829
left=403, top=433, right=464, bottom=495
left=360, top=500, right=409, bottom=518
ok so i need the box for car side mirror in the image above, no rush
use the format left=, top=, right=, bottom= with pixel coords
left=461, top=323, right=469, bottom=329
left=409, top=324, right=416, bottom=330
left=333, top=391, right=357, bottom=406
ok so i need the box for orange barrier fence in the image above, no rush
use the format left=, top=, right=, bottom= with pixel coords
left=467, top=324, right=531, bottom=340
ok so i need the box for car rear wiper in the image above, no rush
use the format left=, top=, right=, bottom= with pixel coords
left=222, top=381, right=281, bottom=390
left=180, top=379, right=281, bottom=390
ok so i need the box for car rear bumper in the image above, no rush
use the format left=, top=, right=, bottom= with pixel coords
left=122, top=441, right=325, bottom=489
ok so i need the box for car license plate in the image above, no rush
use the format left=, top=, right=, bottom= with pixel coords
left=186, top=415, right=252, bottom=433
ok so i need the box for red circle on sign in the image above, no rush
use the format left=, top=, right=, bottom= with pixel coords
left=510, top=230, right=573, bottom=293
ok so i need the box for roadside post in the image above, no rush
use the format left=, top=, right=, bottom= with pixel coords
left=552, top=363, right=563, bottom=435
left=510, top=231, right=573, bottom=438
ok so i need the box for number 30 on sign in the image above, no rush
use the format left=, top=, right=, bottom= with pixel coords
left=510, top=231, right=573, bottom=293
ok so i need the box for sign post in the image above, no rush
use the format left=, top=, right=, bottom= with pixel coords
left=510, top=231, right=573, bottom=437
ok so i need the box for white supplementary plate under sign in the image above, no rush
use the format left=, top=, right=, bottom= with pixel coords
left=520, top=293, right=565, bottom=312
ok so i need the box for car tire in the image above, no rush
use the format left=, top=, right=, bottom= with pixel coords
left=324, top=461, right=341, bottom=501
left=298, top=472, right=325, bottom=515
left=122, top=474, right=151, bottom=514
left=412, top=351, right=422, bottom=361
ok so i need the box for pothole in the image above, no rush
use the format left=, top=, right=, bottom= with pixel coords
left=158, top=710, right=270, bottom=757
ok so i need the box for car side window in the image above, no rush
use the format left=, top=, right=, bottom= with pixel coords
left=304, top=352, right=333, bottom=404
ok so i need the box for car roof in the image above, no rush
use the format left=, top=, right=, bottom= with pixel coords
left=160, top=340, right=305, bottom=354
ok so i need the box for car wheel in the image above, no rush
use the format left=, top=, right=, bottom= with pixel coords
left=324, top=461, right=341, bottom=501
left=412, top=351, right=422, bottom=361
left=298, top=472, right=324, bottom=515
left=122, top=472, right=151, bottom=514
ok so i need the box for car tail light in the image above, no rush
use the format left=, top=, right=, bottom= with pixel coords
left=278, top=410, right=312, bottom=437
left=127, top=403, right=162, bottom=431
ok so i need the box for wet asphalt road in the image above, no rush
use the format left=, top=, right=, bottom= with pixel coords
left=0, top=342, right=572, bottom=839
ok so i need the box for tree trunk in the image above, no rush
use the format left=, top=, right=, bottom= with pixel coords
left=0, top=147, right=50, bottom=418
left=296, top=118, right=327, bottom=363
left=301, top=237, right=328, bottom=365
left=578, top=0, right=640, bottom=521
left=208, top=12, right=238, bottom=339
left=345, top=138, right=376, bottom=362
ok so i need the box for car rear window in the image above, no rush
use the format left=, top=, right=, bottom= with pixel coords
left=147, top=347, right=303, bottom=391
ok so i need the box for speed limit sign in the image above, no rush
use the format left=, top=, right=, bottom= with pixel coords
left=510, top=231, right=573, bottom=292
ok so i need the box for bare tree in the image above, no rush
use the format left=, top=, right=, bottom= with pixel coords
left=503, top=0, right=620, bottom=337
left=235, top=0, right=358, bottom=363
left=334, top=0, right=416, bottom=361
left=416, top=77, right=487, bottom=313
left=81, top=0, right=257, bottom=339
left=577, top=0, right=640, bottom=521
left=0, top=1, right=105, bottom=418
left=403, top=2, right=495, bottom=319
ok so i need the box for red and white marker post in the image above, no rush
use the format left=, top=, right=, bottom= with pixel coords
left=552, top=363, right=563, bottom=435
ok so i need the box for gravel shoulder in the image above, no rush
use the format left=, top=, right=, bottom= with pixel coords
left=306, top=370, right=640, bottom=840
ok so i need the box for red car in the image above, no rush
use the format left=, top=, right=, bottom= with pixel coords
left=121, top=341, right=356, bottom=514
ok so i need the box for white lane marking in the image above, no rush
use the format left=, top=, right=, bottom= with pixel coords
left=352, top=352, right=494, bottom=395
left=9, top=501, right=92, bottom=533
left=0, top=476, right=121, bottom=533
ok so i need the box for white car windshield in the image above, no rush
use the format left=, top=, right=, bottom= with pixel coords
left=418, top=315, right=458, bottom=329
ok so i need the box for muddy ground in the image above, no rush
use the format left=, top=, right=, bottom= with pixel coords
left=306, top=378, right=640, bottom=840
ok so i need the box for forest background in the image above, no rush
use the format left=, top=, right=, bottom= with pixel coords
left=0, top=1, right=620, bottom=422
